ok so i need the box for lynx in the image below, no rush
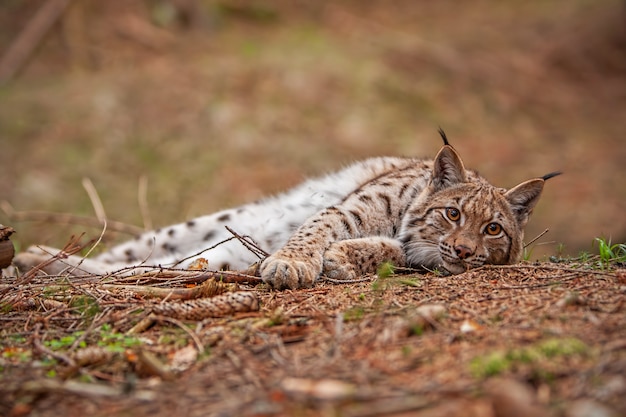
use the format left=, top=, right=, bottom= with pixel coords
left=14, top=131, right=559, bottom=289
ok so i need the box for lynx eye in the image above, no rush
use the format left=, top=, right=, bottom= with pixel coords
left=445, top=207, right=461, bottom=222
left=485, top=223, right=502, bottom=236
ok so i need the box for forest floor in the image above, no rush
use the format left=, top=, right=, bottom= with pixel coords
left=1, top=1, right=625, bottom=416
left=1, top=258, right=625, bottom=417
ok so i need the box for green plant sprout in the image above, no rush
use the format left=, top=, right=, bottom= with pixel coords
left=96, top=324, right=142, bottom=353
left=595, top=237, right=626, bottom=268
left=376, top=261, right=395, bottom=279
left=42, top=324, right=142, bottom=355
left=549, top=237, right=626, bottom=270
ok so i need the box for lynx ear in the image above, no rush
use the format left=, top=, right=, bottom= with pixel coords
left=504, top=178, right=546, bottom=227
left=432, top=145, right=467, bottom=191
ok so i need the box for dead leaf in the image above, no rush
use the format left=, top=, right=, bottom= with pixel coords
left=169, top=345, right=198, bottom=372
left=460, top=319, right=483, bottom=333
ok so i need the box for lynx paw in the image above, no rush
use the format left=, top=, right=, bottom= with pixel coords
left=322, top=238, right=406, bottom=280
left=322, top=247, right=357, bottom=281
left=260, top=254, right=322, bottom=290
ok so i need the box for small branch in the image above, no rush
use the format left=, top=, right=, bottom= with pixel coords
left=202, top=270, right=264, bottom=285
left=103, top=267, right=263, bottom=285
left=497, top=273, right=582, bottom=289
left=462, top=263, right=617, bottom=278
left=13, top=235, right=90, bottom=286
left=1, top=201, right=143, bottom=235
left=156, top=315, right=204, bottom=353
left=225, top=226, right=270, bottom=259
left=321, top=276, right=374, bottom=284
left=169, top=236, right=239, bottom=268
left=524, top=228, right=550, bottom=248
left=32, top=323, right=77, bottom=367
left=19, top=378, right=155, bottom=400
left=126, top=313, right=157, bottom=335
left=138, top=175, right=153, bottom=231
left=82, top=178, right=106, bottom=223
left=0, top=0, right=73, bottom=84
left=167, top=226, right=269, bottom=269
left=136, top=349, right=175, bottom=381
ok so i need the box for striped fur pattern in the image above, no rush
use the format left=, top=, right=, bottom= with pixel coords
left=260, top=143, right=552, bottom=289
left=14, top=133, right=555, bottom=290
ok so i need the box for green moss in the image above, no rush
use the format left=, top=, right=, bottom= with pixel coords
left=470, top=337, right=589, bottom=379
left=96, top=324, right=142, bottom=353
left=343, top=306, right=366, bottom=322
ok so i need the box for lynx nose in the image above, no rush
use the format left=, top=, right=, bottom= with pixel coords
left=454, top=245, right=474, bottom=260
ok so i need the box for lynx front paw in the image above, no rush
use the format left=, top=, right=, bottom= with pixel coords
left=322, top=247, right=357, bottom=281
left=260, top=254, right=321, bottom=290
left=322, top=237, right=406, bottom=281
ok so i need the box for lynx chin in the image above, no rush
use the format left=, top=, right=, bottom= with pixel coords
left=13, top=130, right=560, bottom=290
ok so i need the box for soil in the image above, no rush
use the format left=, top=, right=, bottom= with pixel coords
left=1, top=263, right=625, bottom=417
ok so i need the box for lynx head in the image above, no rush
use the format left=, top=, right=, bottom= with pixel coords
left=399, top=143, right=559, bottom=274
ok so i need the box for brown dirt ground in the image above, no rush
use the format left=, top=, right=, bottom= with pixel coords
left=1, top=262, right=625, bottom=417
left=1, top=1, right=626, bottom=417
left=1, top=0, right=625, bottom=259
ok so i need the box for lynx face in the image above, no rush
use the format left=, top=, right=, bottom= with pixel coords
left=399, top=145, right=547, bottom=274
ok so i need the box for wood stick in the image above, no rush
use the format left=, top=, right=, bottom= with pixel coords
left=0, top=0, right=73, bottom=84
left=1, top=201, right=143, bottom=235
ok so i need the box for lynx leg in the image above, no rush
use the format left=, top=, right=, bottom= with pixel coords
left=322, top=237, right=405, bottom=281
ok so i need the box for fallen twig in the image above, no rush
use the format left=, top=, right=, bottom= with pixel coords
left=469, top=263, right=617, bottom=278
left=524, top=228, right=550, bottom=248
left=10, top=234, right=90, bottom=288
left=225, top=225, right=270, bottom=259
left=1, top=201, right=143, bottom=235
left=156, top=315, right=205, bottom=352
left=321, top=276, right=374, bottom=284
left=106, top=268, right=263, bottom=286
left=18, top=378, right=155, bottom=400
left=138, top=175, right=153, bottom=231
left=32, top=323, right=77, bottom=367
left=0, top=0, right=73, bottom=84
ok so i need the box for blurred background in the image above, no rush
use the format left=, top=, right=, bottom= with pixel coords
left=0, top=0, right=624, bottom=260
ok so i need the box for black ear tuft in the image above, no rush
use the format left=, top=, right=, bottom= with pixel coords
left=541, top=171, right=562, bottom=181
left=438, top=128, right=450, bottom=146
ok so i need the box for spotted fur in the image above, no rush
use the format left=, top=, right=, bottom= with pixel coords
left=13, top=132, right=558, bottom=290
